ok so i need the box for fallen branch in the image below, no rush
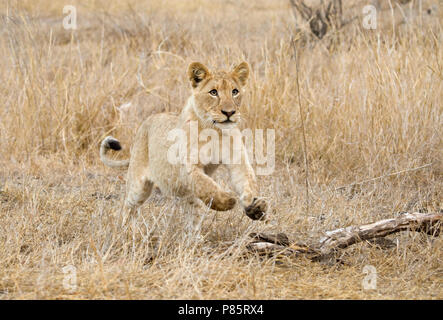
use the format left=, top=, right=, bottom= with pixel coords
left=247, top=212, right=442, bottom=262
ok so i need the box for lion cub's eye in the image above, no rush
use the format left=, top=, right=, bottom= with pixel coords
left=232, top=88, right=239, bottom=96
left=209, top=89, right=218, bottom=96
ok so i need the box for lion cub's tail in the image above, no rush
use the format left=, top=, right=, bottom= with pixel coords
left=100, top=136, right=130, bottom=169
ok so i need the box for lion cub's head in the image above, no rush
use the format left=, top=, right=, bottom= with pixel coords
left=187, top=62, right=249, bottom=129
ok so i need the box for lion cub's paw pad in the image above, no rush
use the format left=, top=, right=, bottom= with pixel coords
left=245, top=197, right=268, bottom=221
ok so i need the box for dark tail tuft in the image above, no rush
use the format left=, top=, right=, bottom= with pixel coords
left=108, top=139, right=122, bottom=151
left=100, top=136, right=129, bottom=168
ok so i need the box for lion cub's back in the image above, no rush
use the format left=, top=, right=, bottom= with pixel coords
left=146, top=112, right=180, bottom=139
left=146, top=112, right=180, bottom=159
left=145, top=112, right=187, bottom=195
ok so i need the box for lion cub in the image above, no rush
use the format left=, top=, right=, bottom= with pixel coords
left=100, top=62, right=267, bottom=220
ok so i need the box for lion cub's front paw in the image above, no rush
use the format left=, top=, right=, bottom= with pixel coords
left=210, top=191, right=237, bottom=211
left=245, top=197, right=268, bottom=221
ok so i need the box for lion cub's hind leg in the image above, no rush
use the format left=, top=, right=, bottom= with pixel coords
left=122, top=120, right=155, bottom=215
left=125, top=174, right=153, bottom=210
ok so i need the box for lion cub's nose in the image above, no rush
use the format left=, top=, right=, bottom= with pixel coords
left=221, top=110, right=236, bottom=118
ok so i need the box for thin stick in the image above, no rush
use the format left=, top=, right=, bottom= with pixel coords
left=291, top=38, right=310, bottom=214
left=335, top=163, right=432, bottom=191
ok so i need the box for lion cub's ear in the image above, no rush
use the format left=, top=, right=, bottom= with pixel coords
left=231, top=62, right=250, bottom=87
left=188, top=62, right=210, bottom=88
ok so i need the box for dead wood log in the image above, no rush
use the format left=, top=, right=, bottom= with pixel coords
left=247, top=212, right=442, bottom=262
left=317, top=212, right=441, bottom=254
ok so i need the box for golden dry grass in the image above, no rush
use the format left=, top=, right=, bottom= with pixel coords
left=0, top=0, right=442, bottom=299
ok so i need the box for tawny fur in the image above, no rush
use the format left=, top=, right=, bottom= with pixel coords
left=100, top=62, right=267, bottom=220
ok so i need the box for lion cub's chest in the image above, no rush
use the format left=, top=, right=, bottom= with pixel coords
left=183, top=122, right=246, bottom=167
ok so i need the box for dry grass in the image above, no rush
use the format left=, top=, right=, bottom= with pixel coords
left=0, top=0, right=441, bottom=299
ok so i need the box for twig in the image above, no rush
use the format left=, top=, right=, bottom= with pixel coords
left=291, top=38, right=310, bottom=215
left=335, top=163, right=432, bottom=191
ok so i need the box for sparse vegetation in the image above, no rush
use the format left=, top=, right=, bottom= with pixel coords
left=0, top=0, right=441, bottom=299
